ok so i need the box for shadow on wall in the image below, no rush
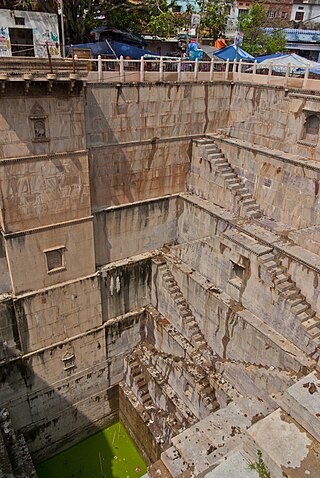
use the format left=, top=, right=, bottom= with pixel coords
left=0, top=324, right=116, bottom=471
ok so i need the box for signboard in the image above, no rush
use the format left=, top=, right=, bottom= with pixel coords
left=191, top=14, right=201, bottom=27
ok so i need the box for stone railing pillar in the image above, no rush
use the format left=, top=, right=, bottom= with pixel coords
left=224, top=59, right=230, bottom=80
left=210, top=57, right=214, bottom=81
left=119, top=56, right=125, bottom=82
left=285, top=62, right=291, bottom=87
left=140, top=56, right=144, bottom=82
left=267, top=62, right=273, bottom=85
left=98, top=55, right=102, bottom=81
left=303, top=65, right=310, bottom=89
left=194, top=58, right=199, bottom=81
left=159, top=57, right=164, bottom=81
left=177, top=59, right=182, bottom=82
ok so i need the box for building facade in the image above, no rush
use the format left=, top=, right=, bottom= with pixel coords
left=0, top=9, right=60, bottom=57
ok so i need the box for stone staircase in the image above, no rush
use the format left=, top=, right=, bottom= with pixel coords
left=126, top=347, right=198, bottom=435
left=146, top=305, right=240, bottom=406
left=216, top=358, right=298, bottom=398
left=158, top=260, right=214, bottom=362
left=203, top=140, right=263, bottom=219
left=144, top=346, right=219, bottom=416
left=258, top=250, right=320, bottom=349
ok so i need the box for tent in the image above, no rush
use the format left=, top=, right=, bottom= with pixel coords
left=255, top=53, right=320, bottom=72
left=255, top=53, right=284, bottom=63
left=213, top=44, right=254, bottom=62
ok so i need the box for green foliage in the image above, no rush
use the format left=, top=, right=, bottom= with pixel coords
left=200, top=1, right=231, bottom=40
left=249, top=449, right=271, bottom=478
left=240, top=3, right=286, bottom=56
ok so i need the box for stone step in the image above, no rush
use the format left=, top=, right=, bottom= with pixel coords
left=213, top=158, right=226, bottom=165
left=191, top=332, right=203, bottom=342
left=306, top=325, right=320, bottom=339
left=245, top=408, right=320, bottom=478
left=262, top=259, right=278, bottom=270
left=287, top=296, right=304, bottom=307
left=273, top=273, right=289, bottom=285
left=174, top=295, right=185, bottom=305
left=168, top=285, right=180, bottom=294
left=228, top=182, right=242, bottom=191
left=242, top=198, right=255, bottom=206
left=185, top=317, right=198, bottom=332
left=301, top=316, right=320, bottom=331
left=246, top=210, right=262, bottom=219
left=218, top=166, right=232, bottom=173
left=276, top=281, right=294, bottom=293
left=279, top=372, right=320, bottom=443
left=180, top=309, right=193, bottom=318
left=291, top=302, right=310, bottom=316
left=281, top=288, right=301, bottom=300
left=225, top=177, right=240, bottom=184
left=238, top=190, right=252, bottom=197
left=272, top=266, right=286, bottom=275
left=164, top=277, right=176, bottom=285
left=259, top=253, right=277, bottom=263
left=134, top=373, right=145, bottom=384
left=235, top=187, right=248, bottom=196
left=207, top=152, right=223, bottom=159
left=296, top=310, right=315, bottom=322
left=244, top=204, right=260, bottom=212
left=222, top=172, right=237, bottom=179
left=185, top=316, right=196, bottom=325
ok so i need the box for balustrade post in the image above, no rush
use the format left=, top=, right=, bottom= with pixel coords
left=224, top=59, right=230, bottom=80
left=194, top=58, right=199, bottom=81
left=140, top=56, right=144, bottom=82
left=98, top=55, right=102, bottom=82
left=119, top=56, right=125, bottom=82
left=159, top=57, right=164, bottom=81
left=267, top=62, right=273, bottom=85
left=210, top=58, right=214, bottom=81
left=285, top=63, right=291, bottom=87
left=303, top=65, right=310, bottom=89
left=238, top=59, right=242, bottom=81
left=253, top=60, right=257, bottom=77
left=177, top=59, right=182, bottom=82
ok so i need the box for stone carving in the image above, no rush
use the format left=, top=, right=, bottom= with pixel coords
left=29, top=102, right=49, bottom=142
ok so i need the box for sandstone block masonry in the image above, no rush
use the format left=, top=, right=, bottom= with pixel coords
left=0, top=75, right=320, bottom=477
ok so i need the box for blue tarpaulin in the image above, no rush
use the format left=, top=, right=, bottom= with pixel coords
left=68, top=41, right=158, bottom=59
left=214, top=44, right=254, bottom=62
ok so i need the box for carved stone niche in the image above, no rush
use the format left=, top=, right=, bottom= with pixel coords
left=29, top=103, right=50, bottom=143
left=301, top=112, right=320, bottom=145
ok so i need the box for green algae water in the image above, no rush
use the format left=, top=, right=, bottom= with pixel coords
left=36, top=422, right=147, bottom=478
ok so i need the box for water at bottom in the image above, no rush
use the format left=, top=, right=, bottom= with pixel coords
left=36, top=421, right=147, bottom=478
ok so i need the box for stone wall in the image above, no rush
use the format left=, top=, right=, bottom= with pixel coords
left=94, top=197, right=178, bottom=266
left=214, top=137, right=320, bottom=229
left=0, top=83, right=85, bottom=160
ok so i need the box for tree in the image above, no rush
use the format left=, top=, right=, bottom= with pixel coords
left=0, top=0, right=57, bottom=11
left=240, top=3, right=286, bottom=56
left=200, top=1, right=231, bottom=40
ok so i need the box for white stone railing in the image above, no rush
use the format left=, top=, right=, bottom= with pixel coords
left=86, top=56, right=320, bottom=91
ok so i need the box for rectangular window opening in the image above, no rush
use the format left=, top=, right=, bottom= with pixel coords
left=45, top=247, right=66, bottom=273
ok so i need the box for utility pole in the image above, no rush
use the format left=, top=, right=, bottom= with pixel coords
left=58, top=0, right=66, bottom=58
